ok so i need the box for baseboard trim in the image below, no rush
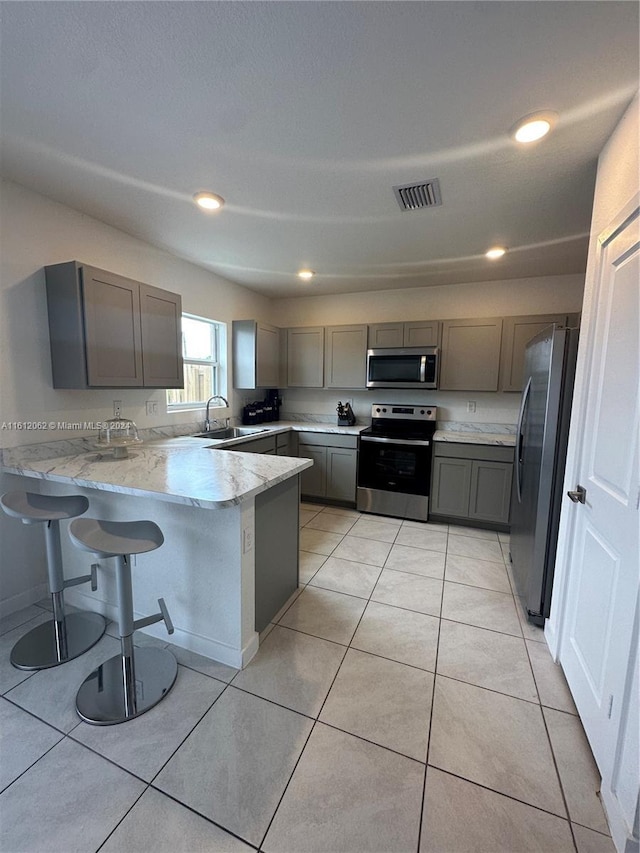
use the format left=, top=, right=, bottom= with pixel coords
left=0, top=584, right=49, bottom=620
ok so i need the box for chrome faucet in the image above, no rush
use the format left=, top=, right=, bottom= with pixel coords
left=204, top=395, right=230, bottom=431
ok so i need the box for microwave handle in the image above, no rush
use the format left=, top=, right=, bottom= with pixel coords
left=420, top=356, right=426, bottom=383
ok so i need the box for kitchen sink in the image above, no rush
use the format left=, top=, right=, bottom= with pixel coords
left=192, top=426, right=269, bottom=440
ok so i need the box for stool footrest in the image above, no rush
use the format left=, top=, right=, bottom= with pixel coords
left=133, top=598, right=174, bottom=635
left=64, top=563, right=98, bottom=592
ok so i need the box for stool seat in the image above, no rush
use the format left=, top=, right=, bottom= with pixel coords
left=1, top=491, right=89, bottom=524
left=69, top=518, right=164, bottom=558
left=1, top=491, right=105, bottom=670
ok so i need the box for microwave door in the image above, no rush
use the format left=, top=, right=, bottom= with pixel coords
left=368, top=354, right=423, bottom=385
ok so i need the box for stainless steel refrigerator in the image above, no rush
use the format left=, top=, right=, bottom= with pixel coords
left=510, top=325, right=579, bottom=625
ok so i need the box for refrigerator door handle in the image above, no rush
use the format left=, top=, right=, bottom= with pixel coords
left=515, top=376, right=532, bottom=503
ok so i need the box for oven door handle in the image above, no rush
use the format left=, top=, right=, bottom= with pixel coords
left=360, top=436, right=431, bottom=447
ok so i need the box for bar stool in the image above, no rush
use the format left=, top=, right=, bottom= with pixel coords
left=68, top=517, right=178, bottom=725
left=1, top=491, right=106, bottom=670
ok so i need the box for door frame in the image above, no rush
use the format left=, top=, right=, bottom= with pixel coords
left=546, top=193, right=639, bottom=853
left=546, top=193, right=639, bottom=654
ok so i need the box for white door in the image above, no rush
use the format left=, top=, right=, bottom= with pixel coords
left=559, top=201, right=639, bottom=788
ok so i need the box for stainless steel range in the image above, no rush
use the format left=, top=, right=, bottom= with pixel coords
left=357, top=403, right=437, bottom=522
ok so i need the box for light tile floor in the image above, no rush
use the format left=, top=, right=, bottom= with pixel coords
left=0, top=504, right=615, bottom=853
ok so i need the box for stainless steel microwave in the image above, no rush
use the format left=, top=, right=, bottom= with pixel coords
left=366, top=347, right=439, bottom=389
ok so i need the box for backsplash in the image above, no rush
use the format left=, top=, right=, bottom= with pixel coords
left=278, top=388, right=519, bottom=429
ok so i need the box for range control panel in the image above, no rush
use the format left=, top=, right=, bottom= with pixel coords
left=370, top=404, right=437, bottom=422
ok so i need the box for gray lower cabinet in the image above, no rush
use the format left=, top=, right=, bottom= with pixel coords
left=431, top=443, right=513, bottom=526
left=255, top=476, right=300, bottom=633
left=231, top=435, right=277, bottom=454
left=276, top=430, right=297, bottom=456
left=298, top=433, right=358, bottom=503
left=45, top=261, right=183, bottom=389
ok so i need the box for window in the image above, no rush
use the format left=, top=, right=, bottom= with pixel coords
left=167, top=314, right=226, bottom=410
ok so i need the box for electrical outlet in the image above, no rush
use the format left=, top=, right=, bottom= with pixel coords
left=467, top=401, right=477, bottom=413
left=113, top=400, right=122, bottom=417
left=146, top=400, right=158, bottom=416
left=242, top=528, right=254, bottom=554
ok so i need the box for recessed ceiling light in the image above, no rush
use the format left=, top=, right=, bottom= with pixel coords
left=297, top=269, right=315, bottom=280
left=486, top=247, right=507, bottom=260
left=193, top=191, right=225, bottom=211
left=510, top=111, right=558, bottom=144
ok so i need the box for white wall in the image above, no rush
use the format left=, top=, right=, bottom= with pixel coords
left=0, top=179, right=270, bottom=615
left=275, top=274, right=585, bottom=327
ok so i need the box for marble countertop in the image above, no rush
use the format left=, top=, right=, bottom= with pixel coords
left=433, top=430, right=516, bottom=447
left=2, top=441, right=312, bottom=509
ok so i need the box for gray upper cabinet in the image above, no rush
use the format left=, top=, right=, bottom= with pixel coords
left=368, top=323, right=404, bottom=348
left=324, top=325, right=367, bottom=388
left=499, top=313, right=573, bottom=392
left=287, top=326, right=324, bottom=387
left=404, top=320, right=442, bottom=347
left=368, top=321, right=441, bottom=348
left=233, top=320, right=280, bottom=389
left=45, top=262, right=183, bottom=389
left=139, top=283, right=183, bottom=388
left=439, top=317, right=503, bottom=391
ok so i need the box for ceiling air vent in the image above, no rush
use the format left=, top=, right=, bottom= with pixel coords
left=393, top=178, right=442, bottom=212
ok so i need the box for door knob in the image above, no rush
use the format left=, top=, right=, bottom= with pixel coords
left=567, top=485, right=587, bottom=504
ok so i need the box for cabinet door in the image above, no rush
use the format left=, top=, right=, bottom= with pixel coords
left=468, top=460, right=513, bottom=524
left=299, top=445, right=326, bottom=496
left=326, top=447, right=357, bottom=502
left=430, top=457, right=471, bottom=517
left=256, top=322, right=280, bottom=388
left=404, top=320, right=441, bottom=347
left=82, top=267, right=143, bottom=387
left=440, top=318, right=503, bottom=391
left=325, top=325, right=367, bottom=388
left=368, top=323, right=404, bottom=348
left=287, top=327, right=324, bottom=387
left=499, top=314, right=567, bottom=392
left=234, top=435, right=277, bottom=454
left=139, top=284, right=183, bottom=388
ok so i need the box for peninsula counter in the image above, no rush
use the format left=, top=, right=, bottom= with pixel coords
left=2, top=440, right=312, bottom=668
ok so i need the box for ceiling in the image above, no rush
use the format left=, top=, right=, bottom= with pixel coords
left=1, top=2, right=638, bottom=298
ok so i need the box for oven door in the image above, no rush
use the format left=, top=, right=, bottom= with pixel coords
left=357, top=435, right=432, bottom=496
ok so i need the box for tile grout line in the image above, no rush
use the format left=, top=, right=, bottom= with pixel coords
left=416, top=524, right=449, bottom=853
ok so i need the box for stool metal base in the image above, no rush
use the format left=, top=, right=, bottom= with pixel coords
left=76, top=646, right=178, bottom=725
left=10, top=611, right=107, bottom=671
